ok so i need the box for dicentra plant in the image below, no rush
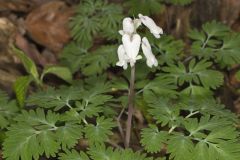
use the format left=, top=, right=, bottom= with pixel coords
left=0, top=0, right=240, bottom=160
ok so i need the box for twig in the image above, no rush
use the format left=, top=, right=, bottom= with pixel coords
left=106, top=140, right=123, bottom=149
left=116, top=107, right=125, bottom=144
left=125, top=65, right=135, bottom=148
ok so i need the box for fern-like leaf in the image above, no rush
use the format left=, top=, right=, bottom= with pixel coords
left=155, top=35, right=184, bottom=65
left=0, top=90, right=19, bottom=129
left=59, top=150, right=89, bottom=160
left=81, top=45, right=117, bottom=76
left=162, top=59, right=223, bottom=89
left=167, top=135, right=194, bottom=160
left=84, top=117, right=115, bottom=144
left=141, top=125, right=168, bottom=153
left=3, top=109, right=82, bottom=160
left=70, top=0, right=122, bottom=47
left=189, top=21, right=240, bottom=67
left=88, top=144, right=153, bottom=160
left=27, top=86, right=82, bottom=111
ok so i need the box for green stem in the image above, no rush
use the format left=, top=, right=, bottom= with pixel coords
left=168, top=125, right=177, bottom=134
left=185, top=111, right=199, bottom=118
left=201, top=35, right=211, bottom=49
left=125, top=65, right=135, bottom=148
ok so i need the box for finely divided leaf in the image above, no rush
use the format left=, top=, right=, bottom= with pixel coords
left=84, top=117, right=115, bottom=144
left=59, top=150, right=89, bottom=160
left=3, top=109, right=82, bottom=160
left=0, top=90, right=18, bottom=129
left=141, top=125, right=168, bottom=153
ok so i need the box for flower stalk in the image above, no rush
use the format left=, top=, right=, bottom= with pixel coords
left=125, top=65, right=135, bottom=148
left=116, top=13, right=163, bottom=148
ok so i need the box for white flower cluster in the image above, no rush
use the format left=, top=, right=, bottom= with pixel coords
left=116, top=14, right=163, bottom=69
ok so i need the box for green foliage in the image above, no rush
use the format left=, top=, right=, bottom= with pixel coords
left=162, top=59, right=223, bottom=96
left=189, top=21, right=240, bottom=67
left=27, top=82, right=113, bottom=118
left=61, top=44, right=117, bottom=75
left=88, top=144, right=153, bottom=160
left=124, top=0, right=192, bottom=15
left=2, top=109, right=82, bottom=160
left=124, top=0, right=165, bottom=15
left=166, top=0, right=193, bottom=5
left=13, top=76, right=33, bottom=108
left=0, top=90, right=18, bottom=129
left=60, top=150, right=90, bottom=160
left=154, top=35, right=184, bottom=65
left=70, top=0, right=123, bottom=47
left=12, top=47, right=39, bottom=107
left=84, top=117, right=115, bottom=144
left=12, top=46, right=73, bottom=107
left=3, top=81, right=116, bottom=160
left=60, top=42, right=87, bottom=73
left=141, top=97, right=240, bottom=160
left=27, top=86, right=82, bottom=110
left=12, top=46, right=39, bottom=82
left=141, top=76, right=178, bottom=100
left=41, top=66, right=72, bottom=83
left=2, top=1, right=240, bottom=160
left=236, top=70, right=240, bottom=81
left=60, top=144, right=153, bottom=160
left=140, top=125, right=168, bottom=153
left=80, top=45, right=118, bottom=75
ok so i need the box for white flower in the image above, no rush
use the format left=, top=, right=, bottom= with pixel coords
left=119, top=17, right=135, bottom=35
left=116, top=14, right=162, bottom=69
left=133, top=18, right=141, bottom=29
left=119, top=17, right=142, bottom=36
left=116, top=45, right=128, bottom=69
left=138, top=14, right=163, bottom=38
left=122, top=34, right=142, bottom=67
left=141, top=37, right=158, bottom=68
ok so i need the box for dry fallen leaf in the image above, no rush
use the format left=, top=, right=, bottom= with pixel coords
left=220, top=0, right=240, bottom=26
left=0, top=17, right=17, bottom=64
left=25, top=1, right=74, bottom=52
left=0, top=0, right=33, bottom=12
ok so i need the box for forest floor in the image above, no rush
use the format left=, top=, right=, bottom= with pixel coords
left=0, top=1, right=240, bottom=159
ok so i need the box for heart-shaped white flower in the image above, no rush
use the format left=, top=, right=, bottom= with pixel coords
left=116, top=45, right=128, bottom=69
left=141, top=37, right=158, bottom=68
left=138, top=14, right=163, bottom=38
left=119, top=17, right=135, bottom=36
left=122, top=34, right=142, bottom=67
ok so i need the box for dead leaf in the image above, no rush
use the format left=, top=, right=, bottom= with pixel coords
left=220, top=0, right=240, bottom=26
left=25, top=1, right=74, bottom=52
left=0, top=17, right=18, bottom=64
left=0, top=0, right=33, bottom=12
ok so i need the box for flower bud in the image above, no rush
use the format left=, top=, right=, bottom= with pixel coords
left=138, top=14, right=163, bottom=38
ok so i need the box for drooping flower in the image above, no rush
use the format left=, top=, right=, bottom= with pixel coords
left=119, top=17, right=135, bottom=35
left=133, top=18, right=141, bottom=30
left=119, top=17, right=142, bottom=36
left=141, top=37, right=158, bottom=68
left=116, top=45, right=128, bottom=69
left=122, top=34, right=142, bottom=67
left=116, top=14, right=163, bottom=69
left=138, top=14, right=163, bottom=38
